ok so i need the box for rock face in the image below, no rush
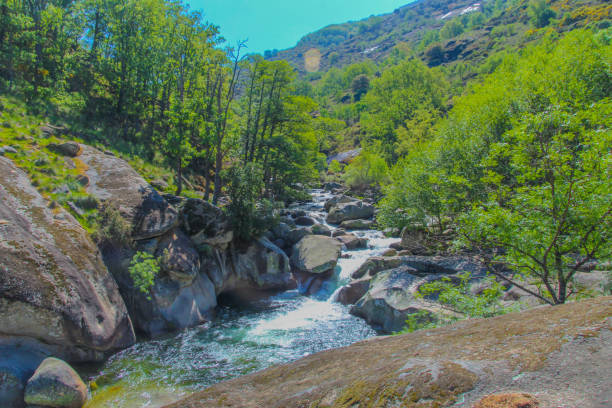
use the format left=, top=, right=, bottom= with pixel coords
left=24, top=357, right=87, bottom=408
left=350, top=266, right=443, bottom=332
left=0, top=157, right=135, bottom=362
left=326, top=201, right=374, bottom=224
left=291, top=235, right=342, bottom=274
left=80, top=144, right=178, bottom=241
left=164, top=297, right=612, bottom=408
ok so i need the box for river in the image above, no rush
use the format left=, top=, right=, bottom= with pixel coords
left=84, top=190, right=396, bottom=407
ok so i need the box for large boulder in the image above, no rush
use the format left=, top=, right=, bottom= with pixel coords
left=79, top=144, right=178, bottom=241
left=46, top=142, right=81, bottom=158
left=24, top=357, right=87, bottom=408
left=326, top=201, right=374, bottom=224
left=0, top=157, right=135, bottom=362
left=102, top=229, right=216, bottom=337
left=350, top=266, right=444, bottom=333
left=291, top=235, right=342, bottom=274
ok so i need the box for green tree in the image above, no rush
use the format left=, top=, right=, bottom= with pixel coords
left=351, top=74, right=370, bottom=101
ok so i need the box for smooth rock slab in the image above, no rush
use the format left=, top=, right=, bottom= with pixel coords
left=24, top=358, right=87, bottom=408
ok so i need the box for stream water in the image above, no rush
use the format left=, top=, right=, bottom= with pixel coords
left=84, top=190, right=396, bottom=408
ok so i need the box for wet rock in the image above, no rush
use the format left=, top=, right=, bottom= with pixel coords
left=331, top=228, right=347, bottom=237
left=339, top=219, right=375, bottom=230
left=0, top=157, right=135, bottom=362
left=327, top=201, right=374, bottom=224
left=46, top=142, right=81, bottom=158
left=79, top=144, right=178, bottom=241
left=382, top=249, right=397, bottom=257
left=291, top=235, right=342, bottom=274
left=335, top=278, right=371, bottom=305
left=295, top=216, right=316, bottom=226
left=271, top=222, right=291, bottom=241
left=323, top=182, right=342, bottom=191
left=286, top=227, right=313, bottom=246
left=351, top=256, right=403, bottom=279
left=335, top=234, right=368, bottom=250
left=324, top=195, right=355, bottom=212
left=24, top=358, right=87, bottom=408
left=311, top=223, right=331, bottom=236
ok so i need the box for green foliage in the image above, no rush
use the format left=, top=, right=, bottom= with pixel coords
left=440, top=18, right=465, bottom=40
left=360, top=59, right=448, bottom=162
left=93, top=202, right=132, bottom=246
left=351, top=74, right=370, bottom=102
left=224, top=163, right=278, bottom=241
left=343, top=150, right=389, bottom=190
left=328, top=160, right=343, bottom=174
left=419, top=273, right=514, bottom=318
left=398, top=273, right=516, bottom=334
left=528, top=0, right=556, bottom=28
left=381, top=29, right=612, bottom=304
left=128, top=252, right=160, bottom=298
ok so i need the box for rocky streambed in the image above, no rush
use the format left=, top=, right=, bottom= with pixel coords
left=2, top=142, right=608, bottom=408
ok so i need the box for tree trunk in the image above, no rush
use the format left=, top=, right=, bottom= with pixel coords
left=176, top=156, right=183, bottom=196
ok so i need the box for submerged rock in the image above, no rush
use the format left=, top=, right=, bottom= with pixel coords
left=0, top=157, right=135, bottom=362
left=24, top=358, right=87, bottom=408
left=291, top=235, right=342, bottom=274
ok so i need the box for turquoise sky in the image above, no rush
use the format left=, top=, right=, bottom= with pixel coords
left=187, top=0, right=413, bottom=54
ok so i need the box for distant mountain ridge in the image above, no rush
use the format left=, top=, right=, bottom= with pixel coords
left=267, top=0, right=484, bottom=73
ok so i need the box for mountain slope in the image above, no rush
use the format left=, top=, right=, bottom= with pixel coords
left=268, top=0, right=611, bottom=74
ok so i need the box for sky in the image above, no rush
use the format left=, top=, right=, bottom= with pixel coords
left=187, top=0, right=413, bottom=54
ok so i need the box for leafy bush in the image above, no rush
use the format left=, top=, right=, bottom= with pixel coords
left=128, top=252, right=160, bottom=298
left=398, top=273, right=517, bottom=334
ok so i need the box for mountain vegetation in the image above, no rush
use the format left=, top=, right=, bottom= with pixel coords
left=1, top=0, right=610, bottom=302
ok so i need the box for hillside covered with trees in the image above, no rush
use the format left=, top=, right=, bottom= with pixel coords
left=0, top=0, right=610, bottom=407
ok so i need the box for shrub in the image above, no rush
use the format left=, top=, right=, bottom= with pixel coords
left=92, top=202, right=132, bottom=246
left=128, top=252, right=160, bottom=298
